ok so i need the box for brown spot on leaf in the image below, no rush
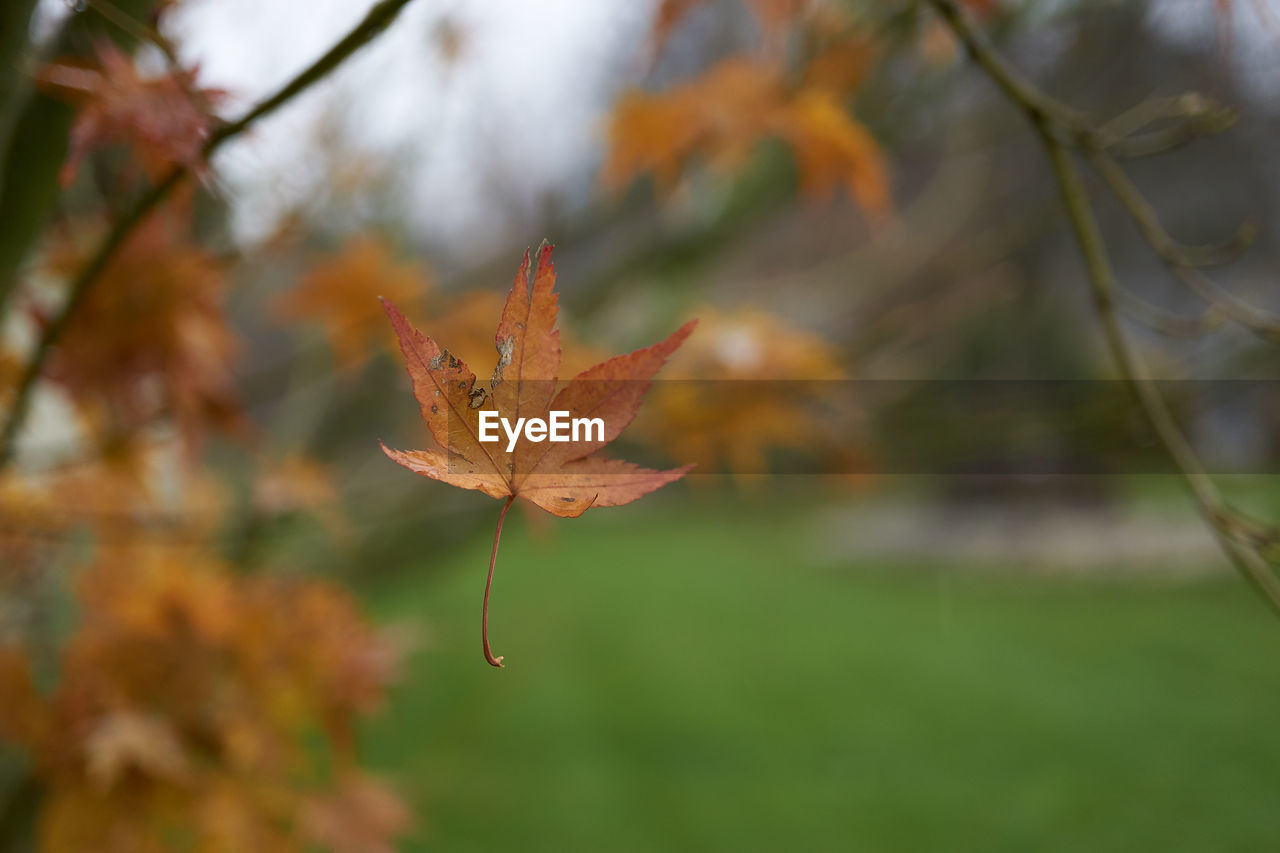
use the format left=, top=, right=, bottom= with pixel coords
left=429, top=348, right=461, bottom=370
left=490, top=335, right=514, bottom=390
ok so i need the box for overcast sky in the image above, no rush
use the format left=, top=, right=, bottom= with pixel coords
left=30, top=0, right=1277, bottom=265
left=167, top=0, right=649, bottom=263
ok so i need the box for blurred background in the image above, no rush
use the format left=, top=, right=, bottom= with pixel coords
left=3, top=0, right=1280, bottom=849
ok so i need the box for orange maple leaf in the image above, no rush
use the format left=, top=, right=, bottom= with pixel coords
left=38, top=41, right=225, bottom=185
left=381, top=244, right=695, bottom=666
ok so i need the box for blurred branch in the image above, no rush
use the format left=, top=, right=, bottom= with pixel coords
left=1087, top=151, right=1280, bottom=342
left=0, top=0, right=161, bottom=317
left=87, top=0, right=183, bottom=70
left=1088, top=155, right=1257, bottom=269
left=1114, top=289, right=1224, bottom=339
left=0, top=0, right=420, bottom=469
left=1037, top=133, right=1280, bottom=616
left=0, top=0, right=40, bottom=159
left=1096, top=93, right=1238, bottom=158
left=926, top=0, right=1280, bottom=615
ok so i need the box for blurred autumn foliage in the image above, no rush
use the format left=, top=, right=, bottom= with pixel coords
left=0, top=547, right=403, bottom=851
left=0, top=1, right=423, bottom=847
left=274, top=235, right=430, bottom=374
left=610, top=0, right=889, bottom=218
left=0, top=0, right=881, bottom=833
left=4, top=0, right=1263, bottom=847
left=644, top=306, right=856, bottom=482
left=43, top=206, right=241, bottom=454
left=36, top=41, right=224, bottom=186
left=1, top=1, right=899, bottom=833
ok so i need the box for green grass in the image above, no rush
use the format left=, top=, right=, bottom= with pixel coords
left=362, top=494, right=1280, bottom=852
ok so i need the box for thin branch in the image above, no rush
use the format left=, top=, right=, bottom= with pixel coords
left=1087, top=150, right=1280, bottom=341
left=0, top=771, right=41, bottom=846
left=1095, top=93, right=1229, bottom=141
left=925, top=0, right=1280, bottom=615
left=88, top=0, right=182, bottom=69
left=927, top=0, right=1085, bottom=135
left=931, top=0, right=1236, bottom=160
left=1115, top=288, right=1225, bottom=339
left=1106, top=121, right=1234, bottom=159
left=1089, top=154, right=1257, bottom=269
left=1038, top=133, right=1280, bottom=616
left=0, top=0, right=419, bottom=468
left=1096, top=93, right=1238, bottom=157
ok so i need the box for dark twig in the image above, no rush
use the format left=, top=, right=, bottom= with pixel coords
left=0, top=771, right=41, bottom=846
left=1039, top=134, right=1280, bottom=616
left=1096, top=92, right=1238, bottom=157
left=926, top=0, right=1280, bottom=615
left=1115, top=288, right=1224, bottom=339
left=1087, top=150, right=1280, bottom=341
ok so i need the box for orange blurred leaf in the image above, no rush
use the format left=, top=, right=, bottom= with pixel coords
left=644, top=305, right=853, bottom=482
left=45, top=211, right=241, bottom=452
left=38, top=41, right=225, bottom=185
left=275, top=234, right=430, bottom=372
left=606, top=57, right=890, bottom=219
left=2, top=545, right=403, bottom=851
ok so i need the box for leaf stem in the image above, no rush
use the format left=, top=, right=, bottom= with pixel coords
left=483, top=495, right=516, bottom=668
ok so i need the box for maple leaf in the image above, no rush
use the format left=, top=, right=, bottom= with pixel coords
left=38, top=41, right=225, bottom=185
left=425, top=289, right=609, bottom=382
left=381, top=244, right=695, bottom=666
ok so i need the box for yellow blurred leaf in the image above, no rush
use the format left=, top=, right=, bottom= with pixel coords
left=275, top=234, right=430, bottom=373
left=84, top=710, right=191, bottom=791
left=644, top=305, right=857, bottom=482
